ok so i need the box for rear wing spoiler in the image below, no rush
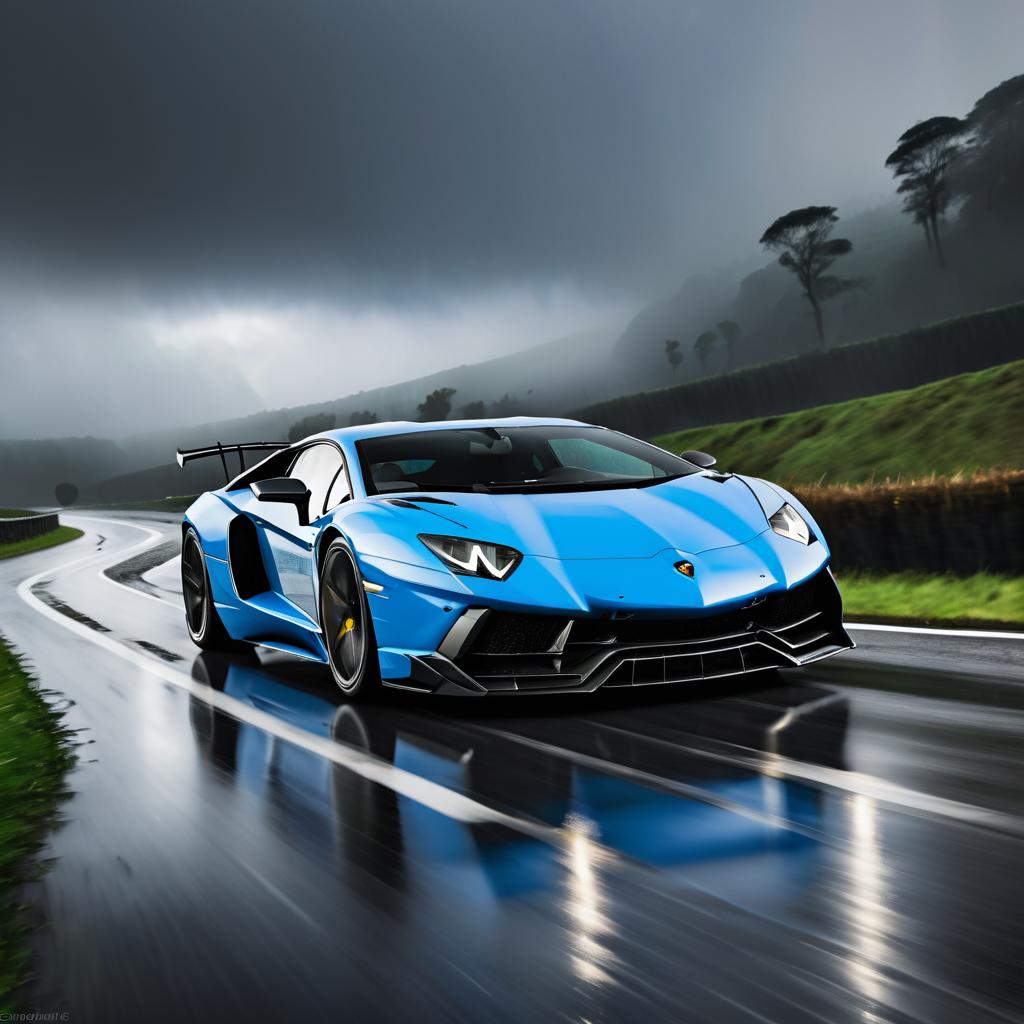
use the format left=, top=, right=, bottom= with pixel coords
left=175, top=441, right=291, bottom=483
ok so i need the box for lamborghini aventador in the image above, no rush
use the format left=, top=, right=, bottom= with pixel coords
left=177, top=419, right=853, bottom=696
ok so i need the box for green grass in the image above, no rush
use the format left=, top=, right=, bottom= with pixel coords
left=0, top=638, right=75, bottom=1010
left=654, top=359, right=1024, bottom=485
left=86, top=494, right=197, bottom=513
left=838, top=572, right=1024, bottom=629
left=0, top=526, right=84, bottom=561
left=0, top=509, right=34, bottom=519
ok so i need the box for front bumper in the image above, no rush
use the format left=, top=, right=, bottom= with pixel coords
left=386, top=568, right=854, bottom=695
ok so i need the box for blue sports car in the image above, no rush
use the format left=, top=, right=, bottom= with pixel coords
left=178, top=418, right=853, bottom=696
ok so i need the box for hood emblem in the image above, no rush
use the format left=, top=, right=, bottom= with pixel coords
left=674, top=560, right=695, bottom=578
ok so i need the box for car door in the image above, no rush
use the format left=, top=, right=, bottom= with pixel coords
left=257, top=442, right=348, bottom=620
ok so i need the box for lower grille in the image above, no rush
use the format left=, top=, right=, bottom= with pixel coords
left=451, top=569, right=850, bottom=693
left=470, top=612, right=571, bottom=655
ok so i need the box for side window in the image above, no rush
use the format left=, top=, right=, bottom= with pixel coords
left=288, top=444, right=344, bottom=519
left=548, top=438, right=661, bottom=478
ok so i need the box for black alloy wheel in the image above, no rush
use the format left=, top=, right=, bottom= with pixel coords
left=320, top=540, right=379, bottom=696
left=181, top=528, right=232, bottom=649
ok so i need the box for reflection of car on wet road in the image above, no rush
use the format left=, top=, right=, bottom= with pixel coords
left=178, top=418, right=854, bottom=696
left=191, top=651, right=848, bottom=904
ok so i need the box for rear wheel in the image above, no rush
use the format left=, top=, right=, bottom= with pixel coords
left=319, top=539, right=380, bottom=697
left=181, top=528, right=234, bottom=649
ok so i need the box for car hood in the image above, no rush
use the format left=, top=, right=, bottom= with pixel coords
left=390, top=473, right=773, bottom=559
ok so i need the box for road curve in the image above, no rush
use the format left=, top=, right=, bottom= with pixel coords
left=3, top=512, right=1023, bottom=1023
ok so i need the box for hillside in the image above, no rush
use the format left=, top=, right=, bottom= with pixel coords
left=575, top=302, right=1024, bottom=440
left=653, top=360, right=1024, bottom=485
left=116, top=323, right=620, bottom=470
left=1, top=323, right=620, bottom=506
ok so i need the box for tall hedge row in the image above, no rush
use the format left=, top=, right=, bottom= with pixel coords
left=573, top=303, right=1024, bottom=439
left=794, top=473, right=1023, bottom=574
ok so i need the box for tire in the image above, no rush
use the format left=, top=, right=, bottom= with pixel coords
left=181, top=527, right=234, bottom=650
left=319, top=539, right=381, bottom=697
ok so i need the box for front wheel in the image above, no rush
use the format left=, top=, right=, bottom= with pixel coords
left=319, top=539, right=380, bottom=697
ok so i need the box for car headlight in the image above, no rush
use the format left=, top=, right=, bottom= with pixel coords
left=769, top=503, right=814, bottom=545
left=419, top=534, right=523, bottom=580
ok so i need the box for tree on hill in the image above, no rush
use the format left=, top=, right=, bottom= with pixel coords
left=885, top=116, right=970, bottom=269
left=759, top=206, right=858, bottom=346
left=491, top=393, right=520, bottom=416
left=288, top=412, right=336, bottom=442
left=460, top=400, right=487, bottom=419
left=902, top=187, right=936, bottom=253
left=693, top=331, right=717, bottom=372
left=417, top=387, right=457, bottom=421
left=54, top=482, right=78, bottom=507
left=347, top=409, right=378, bottom=426
left=664, top=339, right=682, bottom=374
left=958, top=74, right=1024, bottom=215
left=716, top=320, right=742, bottom=369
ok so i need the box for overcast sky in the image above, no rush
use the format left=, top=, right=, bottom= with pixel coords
left=1, top=0, right=1021, bottom=438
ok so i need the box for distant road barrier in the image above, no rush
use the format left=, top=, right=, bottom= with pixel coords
left=0, top=512, right=60, bottom=544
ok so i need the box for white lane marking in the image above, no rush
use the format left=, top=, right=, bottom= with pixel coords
left=847, top=622, right=1023, bottom=640
left=64, top=513, right=164, bottom=546
left=562, top=720, right=1024, bottom=837
left=17, top=519, right=560, bottom=838
left=473, top=724, right=823, bottom=841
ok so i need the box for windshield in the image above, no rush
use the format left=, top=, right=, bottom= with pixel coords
left=357, top=425, right=699, bottom=495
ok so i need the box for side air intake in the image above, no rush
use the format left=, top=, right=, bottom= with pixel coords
left=228, top=516, right=271, bottom=599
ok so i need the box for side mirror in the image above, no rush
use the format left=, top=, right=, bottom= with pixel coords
left=250, top=477, right=311, bottom=526
left=680, top=450, right=717, bottom=470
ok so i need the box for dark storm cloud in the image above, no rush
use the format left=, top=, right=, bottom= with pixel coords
left=2, top=0, right=1021, bottom=307
left=0, top=0, right=694, bottom=301
left=2, top=0, right=1022, bottom=440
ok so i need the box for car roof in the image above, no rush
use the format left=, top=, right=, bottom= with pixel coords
left=308, top=416, right=593, bottom=445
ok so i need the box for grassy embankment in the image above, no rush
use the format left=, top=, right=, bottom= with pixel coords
left=577, top=301, right=1024, bottom=439
left=0, top=510, right=83, bottom=561
left=653, top=359, right=1023, bottom=485
left=654, top=361, right=1024, bottom=630
left=839, top=572, right=1022, bottom=629
left=0, top=638, right=75, bottom=1010
left=0, top=528, right=83, bottom=561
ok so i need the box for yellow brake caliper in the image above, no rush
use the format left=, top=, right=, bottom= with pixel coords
left=336, top=616, right=356, bottom=645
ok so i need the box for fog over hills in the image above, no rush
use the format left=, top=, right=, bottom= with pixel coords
left=2, top=3, right=1023, bottom=505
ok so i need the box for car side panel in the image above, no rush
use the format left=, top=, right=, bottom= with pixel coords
left=184, top=490, right=329, bottom=659
left=183, top=491, right=233, bottom=561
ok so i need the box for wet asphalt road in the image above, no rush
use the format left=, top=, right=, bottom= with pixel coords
left=3, top=512, right=1023, bottom=1023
